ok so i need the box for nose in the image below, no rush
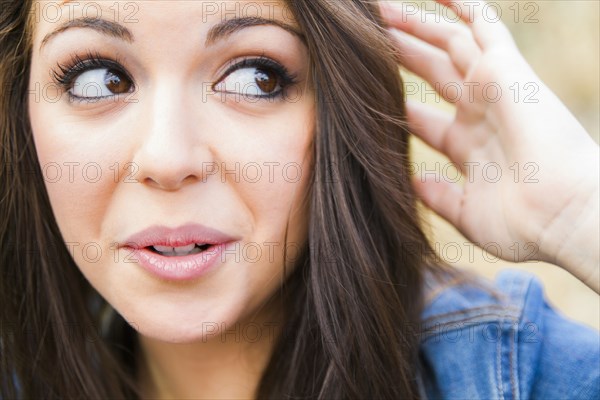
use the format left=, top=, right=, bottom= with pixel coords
left=131, top=82, right=213, bottom=191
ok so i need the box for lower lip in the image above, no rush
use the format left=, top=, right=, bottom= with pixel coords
left=128, top=242, right=232, bottom=281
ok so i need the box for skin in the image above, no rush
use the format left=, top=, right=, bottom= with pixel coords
left=28, top=0, right=314, bottom=397
left=27, top=0, right=599, bottom=397
left=380, top=0, right=599, bottom=293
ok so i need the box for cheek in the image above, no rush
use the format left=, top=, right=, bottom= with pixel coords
left=197, top=104, right=314, bottom=310
left=229, top=105, right=314, bottom=233
left=28, top=102, right=126, bottom=243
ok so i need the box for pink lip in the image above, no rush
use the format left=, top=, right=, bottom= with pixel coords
left=121, top=224, right=239, bottom=281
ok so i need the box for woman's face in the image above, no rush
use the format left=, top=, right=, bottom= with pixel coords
left=28, top=0, right=314, bottom=342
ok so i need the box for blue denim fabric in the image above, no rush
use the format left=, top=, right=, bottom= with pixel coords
left=417, top=268, right=600, bottom=400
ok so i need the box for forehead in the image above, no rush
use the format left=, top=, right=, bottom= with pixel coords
left=32, top=0, right=299, bottom=32
left=31, top=0, right=303, bottom=55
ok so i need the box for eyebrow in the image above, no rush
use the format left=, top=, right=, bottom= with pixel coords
left=40, top=17, right=133, bottom=50
left=205, top=16, right=305, bottom=46
left=40, top=16, right=305, bottom=51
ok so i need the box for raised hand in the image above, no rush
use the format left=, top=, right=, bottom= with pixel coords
left=379, top=0, right=599, bottom=292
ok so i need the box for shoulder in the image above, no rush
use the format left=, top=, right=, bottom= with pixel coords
left=417, top=268, right=600, bottom=399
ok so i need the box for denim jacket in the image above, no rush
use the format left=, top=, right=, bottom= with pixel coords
left=417, top=268, right=600, bottom=399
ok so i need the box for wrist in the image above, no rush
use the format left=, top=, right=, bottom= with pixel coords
left=545, top=186, right=599, bottom=293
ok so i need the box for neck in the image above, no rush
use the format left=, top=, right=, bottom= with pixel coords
left=136, top=302, right=283, bottom=399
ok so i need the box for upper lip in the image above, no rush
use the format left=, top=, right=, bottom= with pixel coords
left=122, top=223, right=238, bottom=249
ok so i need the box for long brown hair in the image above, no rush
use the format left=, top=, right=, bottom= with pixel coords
left=1, top=0, right=475, bottom=398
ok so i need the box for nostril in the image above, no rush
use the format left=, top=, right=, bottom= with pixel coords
left=141, top=173, right=200, bottom=191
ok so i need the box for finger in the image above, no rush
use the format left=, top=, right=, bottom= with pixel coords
left=406, top=100, right=452, bottom=152
left=380, top=1, right=481, bottom=76
left=389, top=29, right=463, bottom=103
left=406, top=100, right=471, bottom=166
left=435, top=0, right=516, bottom=50
left=412, top=173, right=464, bottom=228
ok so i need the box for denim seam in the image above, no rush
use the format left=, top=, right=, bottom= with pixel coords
left=503, top=271, right=531, bottom=400
left=501, top=274, right=519, bottom=399
left=422, top=307, right=521, bottom=330
left=505, top=272, right=518, bottom=400
left=419, top=313, right=521, bottom=345
left=423, top=305, right=521, bottom=322
left=497, top=279, right=510, bottom=400
left=510, top=325, right=517, bottom=399
left=423, top=312, right=520, bottom=328
left=512, top=273, right=532, bottom=400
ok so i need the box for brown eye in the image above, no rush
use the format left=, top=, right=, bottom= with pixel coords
left=214, top=63, right=288, bottom=99
left=69, top=67, right=134, bottom=99
left=104, top=70, right=132, bottom=94
left=255, top=69, right=278, bottom=94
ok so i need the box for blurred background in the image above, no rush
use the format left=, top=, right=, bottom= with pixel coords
left=401, top=1, right=600, bottom=330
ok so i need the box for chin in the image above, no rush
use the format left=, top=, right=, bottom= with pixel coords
left=117, top=295, right=249, bottom=344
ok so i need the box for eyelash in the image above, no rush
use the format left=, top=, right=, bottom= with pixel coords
left=216, top=54, right=299, bottom=99
left=51, top=50, right=131, bottom=102
left=50, top=51, right=299, bottom=102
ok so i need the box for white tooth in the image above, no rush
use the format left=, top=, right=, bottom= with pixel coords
left=173, top=244, right=196, bottom=255
left=153, top=245, right=173, bottom=253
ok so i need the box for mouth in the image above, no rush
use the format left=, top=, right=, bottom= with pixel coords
left=121, top=223, right=239, bottom=281
left=147, top=243, right=214, bottom=257
left=122, top=223, right=238, bottom=250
